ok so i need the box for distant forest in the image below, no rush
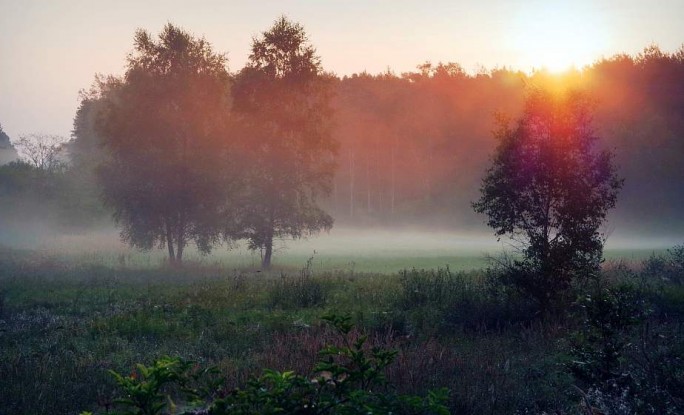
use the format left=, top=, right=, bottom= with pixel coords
left=2, top=45, right=683, bottom=238
left=325, top=47, right=684, bottom=234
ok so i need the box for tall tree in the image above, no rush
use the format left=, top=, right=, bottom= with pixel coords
left=94, top=24, right=235, bottom=264
left=233, top=17, right=337, bottom=269
left=473, top=89, right=623, bottom=312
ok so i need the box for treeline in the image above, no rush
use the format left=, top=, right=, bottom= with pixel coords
left=328, top=47, right=684, bottom=234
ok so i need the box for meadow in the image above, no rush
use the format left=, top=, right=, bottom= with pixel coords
left=1, top=234, right=683, bottom=414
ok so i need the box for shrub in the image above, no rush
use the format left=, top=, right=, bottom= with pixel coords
left=570, top=283, right=648, bottom=383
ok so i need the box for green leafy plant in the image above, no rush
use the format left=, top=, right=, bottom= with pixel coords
left=106, top=356, right=223, bottom=415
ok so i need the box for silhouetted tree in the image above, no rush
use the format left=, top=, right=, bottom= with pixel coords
left=0, top=123, right=18, bottom=165
left=94, top=24, right=235, bottom=264
left=473, top=89, right=623, bottom=312
left=233, top=17, right=337, bottom=269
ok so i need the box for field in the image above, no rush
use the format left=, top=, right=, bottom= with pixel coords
left=1, top=232, right=683, bottom=414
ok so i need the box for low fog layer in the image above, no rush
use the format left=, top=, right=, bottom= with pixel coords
left=1, top=221, right=678, bottom=272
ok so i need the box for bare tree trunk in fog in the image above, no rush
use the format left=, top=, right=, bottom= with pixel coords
left=262, top=242, right=273, bottom=269
left=333, top=177, right=338, bottom=212
left=176, top=211, right=185, bottom=263
left=262, top=233, right=273, bottom=269
left=176, top=235, right=184, bottom=263
left=261, top=213, right=275, bottom=269
left=349, top=149, right=355, bottom=218
left=366, top=153, right=371, bottom=213
left=391, top=145, right=395, bottom=215
left=165, top=219, right=176, bottom=264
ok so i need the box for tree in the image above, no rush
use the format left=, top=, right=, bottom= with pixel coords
left=14, top=133, right=68, bottom=171
left=232, top=17, right=337, bottom=269
left=93, top=24, right=236, bottom=264
left=0, top=123, right=19, bottom=165
left=473, top=89, right=623, bottom=312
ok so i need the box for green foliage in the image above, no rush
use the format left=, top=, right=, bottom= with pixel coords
left=107, top=356, right=223, bottom=415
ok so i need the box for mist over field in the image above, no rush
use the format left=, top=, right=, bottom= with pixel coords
left=0, top=221, right=677, bottom=274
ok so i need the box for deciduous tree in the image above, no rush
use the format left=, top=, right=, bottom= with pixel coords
left=473, top=89, right=623, bottom=312
left=14, top=133, right=68, bottom=171
left=94, top=24, right=235, bottom=264
left=233, top=17, right=337, bottom=269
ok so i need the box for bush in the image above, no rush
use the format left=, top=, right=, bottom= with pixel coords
left=570, top=283, right=648, bottom=383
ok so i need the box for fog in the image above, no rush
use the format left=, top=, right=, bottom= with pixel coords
left=1, top=218, right=678, bottom=274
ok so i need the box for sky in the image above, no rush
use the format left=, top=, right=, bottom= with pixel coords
left=1, top=0, right=683, bottom=140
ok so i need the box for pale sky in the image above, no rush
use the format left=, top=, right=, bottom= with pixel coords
left=1, top=0, right=682, bottom=140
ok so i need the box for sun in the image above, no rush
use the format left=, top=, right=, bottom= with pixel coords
left=511, top=3, right=609, bottom=73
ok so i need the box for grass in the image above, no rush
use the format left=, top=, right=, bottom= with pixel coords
left=1, top=243, right=682, bottom=414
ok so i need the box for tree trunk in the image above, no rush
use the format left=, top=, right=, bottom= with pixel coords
left=349, top=149, right=355, bottom=218
left=366, top=153, right=371, bottom=213
left=262, top=236, right=273, bottom=269
left=176, top=240, right=184, bottom=264
left=176, top=211, right=186, bottom=264
left=165, top=220, right=177, bottom=265
left=390, top=145, right=395, bottom=215
left=261, top=213, right=274, bottom=270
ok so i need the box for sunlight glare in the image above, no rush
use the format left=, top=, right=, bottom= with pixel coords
left=511, top=3, right=609, bottom=73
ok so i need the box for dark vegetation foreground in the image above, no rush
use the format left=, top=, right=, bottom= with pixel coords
left=1, top=246, right=683, bottom=414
